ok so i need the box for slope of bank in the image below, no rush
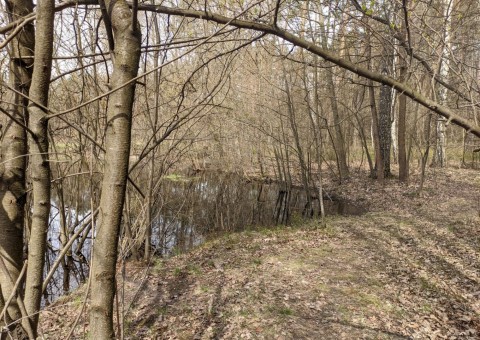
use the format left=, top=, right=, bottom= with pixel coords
left=41, top=168, right=480, bottom=339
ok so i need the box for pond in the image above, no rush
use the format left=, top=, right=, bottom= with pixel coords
left=148, top=171, right=367, bottom=256
left=44, top=171, right=367, bottom=302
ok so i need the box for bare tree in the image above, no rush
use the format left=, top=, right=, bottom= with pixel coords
left=0, top=0, right=34, bottom=336
left=88, top=0, right=141, bottom=337
left=23, top=0, right=55, bottom=334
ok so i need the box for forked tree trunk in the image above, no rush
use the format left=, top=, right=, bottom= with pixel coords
left=0, top=1, right=34, bottom=337
left=89, top=1, right=141, bottom=338
left=23, top=0, right=55, bottom=334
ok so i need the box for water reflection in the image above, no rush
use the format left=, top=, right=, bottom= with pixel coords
left=149, top=172, right=367, bottom=255
left=44, top=171, right=366, bottom=301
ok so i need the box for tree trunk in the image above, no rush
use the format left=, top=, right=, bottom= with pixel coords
left=23, top=0, right=54, bottom=334
left=433, top=0, right=453, bottom=167
left=325, top=70, right=349, bottom=181
left=378, top=50, right=394, bottom=177
left=0, top=0, right=34, bottom=336
left=283, top=77, right=312, bottom=216
left=89, top=1, right=141, bottom=338
left=366, top=34, right=384, bottom=181
left=398, top=51, right=408, bottom=181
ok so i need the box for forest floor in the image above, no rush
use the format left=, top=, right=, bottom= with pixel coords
left=41, top=167, right=480, bottom=339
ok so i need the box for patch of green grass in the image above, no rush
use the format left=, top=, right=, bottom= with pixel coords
left=157, top=305, right=168, bottom=315
left=316, top=283, right=329, bottom=293
left=314, top=244, right=334, bottom=255
left=247, top=243, right=262, bottom=251
left=278, top=307, right=293, bottom=316
left=171, top=246, right=183, bottom=256
left=357, top=292, right=383, bottom=308
left=447, top=223, right=457, bottom=233
left=421, top=303, right=433, bottom=313
left=73, top=295, right=84, bottom=307
left=239, top=308, right=251, bottom=317
left=289, top=212, right=304, bottom=227
left=252, top=257, right=262, bottom=266
left=257, top=227, right=278, bottom=236
left=417, top=276, right=438, bottom=293
left=222, top=233, right=240, bottom=247
left=182, top=304, right=193, bottom=314
left=320, top=223, right=338, bottom=237
left=403, top=191, right=419, bottom=198
left=336, top=304, right=352, bottom=320
left=200, top=285, right=210, bottom=293
left=267, top=305, right=294, bottom=317
left=185, top=263, right=202, bottom=275
left=151, top=258, right=164, bottom=274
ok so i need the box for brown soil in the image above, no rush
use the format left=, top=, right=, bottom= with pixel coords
left=40, top=168, right=480, bottom=339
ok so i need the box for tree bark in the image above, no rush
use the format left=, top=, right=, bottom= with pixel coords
left=433, top=0, right=453, bottom=167
left=398, top=61, right=408, bottom=181
left=378, top=47, right=394, bottom=178
left=398, top=1, right=409, bottom=182
left=0, top=0, right=34, bottom=336
left=23, top=0, right=55, bottom=334
left=89, top=1, right=141, bottom=338
left=378, top=84, right=392, bottom=177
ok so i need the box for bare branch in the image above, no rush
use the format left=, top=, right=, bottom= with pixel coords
left=138, top=4, right=480, bottom=138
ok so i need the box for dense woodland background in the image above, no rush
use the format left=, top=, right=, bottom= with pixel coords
left=0, top=0, right=479, bottom=338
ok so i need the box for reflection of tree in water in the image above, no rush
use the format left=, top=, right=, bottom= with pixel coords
left=151, top=172, right=366, bottom=256
left=43, top=171, right=365, bottom=302
left=43, top=196, right=92, bottom=305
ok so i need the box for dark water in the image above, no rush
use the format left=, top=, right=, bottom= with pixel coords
left=44, top=171, right=366, bottom=302
left=148, top=171, right=367, bottom=256
left=44, top=208, right=91, bottom=305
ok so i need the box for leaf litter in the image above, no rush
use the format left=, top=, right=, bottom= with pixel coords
left=40, top=168, right=480, bottom=339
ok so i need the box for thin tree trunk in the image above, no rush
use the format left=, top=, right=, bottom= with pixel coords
left=325, top=70, right=349, bottom=181
left=283, top=77, right=312, bottom=216
left=89, top=1, right=141, bottom=338
left=311, top=62, right=326, bottom=226
left=23, top=0, right=55, bottom=334
left=378, top=49, right=394, bottom=177
left=433, top=0, right=453, bottom=167
left=366, top=34, right=384, bottom=182
left=398, top=30, right=408, bottom=182
left=144, top=154, right=154, bottom=261
left=0, top=0, right=34, bottom=336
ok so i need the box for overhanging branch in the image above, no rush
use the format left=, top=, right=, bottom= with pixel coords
left=137, top=3, right=480, bottom=138
left=2, top=1, right=480, bottom=137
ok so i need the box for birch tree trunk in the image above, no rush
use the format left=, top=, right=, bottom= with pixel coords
left=89, top=1, right=141, bottom=338
left=0, top=1, right=34, bottom=336
left=378, top=48, right=394, bottom=177
left=434, top=0, right=453, bottom=167
left=23, top=0, right=55, bottom=334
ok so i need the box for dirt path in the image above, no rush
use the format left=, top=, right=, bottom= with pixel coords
left=41, top=168, right=480, bottom=339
